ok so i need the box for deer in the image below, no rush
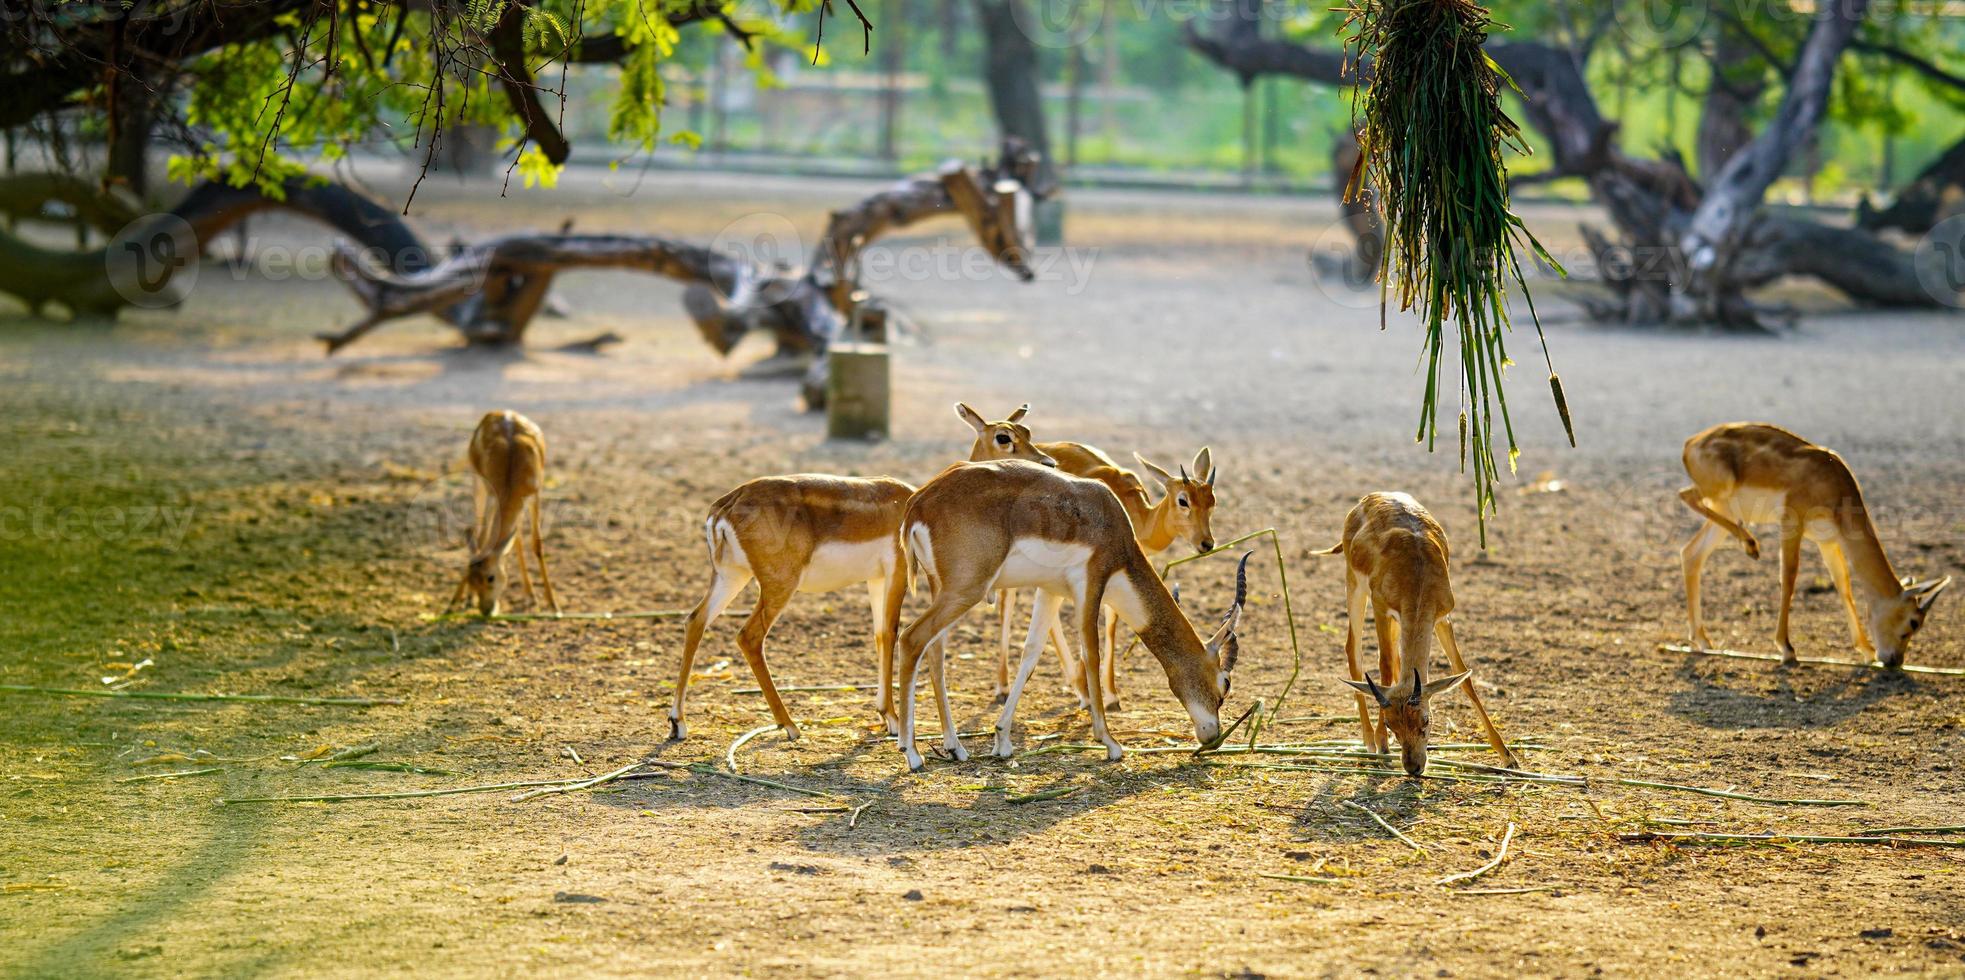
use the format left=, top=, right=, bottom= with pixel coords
left=1679, top=422, right=1951, bottom=669
left=894, top=459, right=1245, bottom=772
left=1314, top=492, right=1516, bottom=777
left=995, top=444, right=1218, bottom=711
left=666, top=403, right=1053, bottom=742
left=447, top=410, right=560, bottom=617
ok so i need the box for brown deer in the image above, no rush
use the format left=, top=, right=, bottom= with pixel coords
left=1679, top=422, right=1950, bottom=668
left=448, top=410, right=559, bottom=617
left=895, top=460, right=1245, bottom=772
left=666, top=403, right=1053, bottom=741
left=1316, top=492, right=1516, bottom=777
left=996, top=444, right=1218, bottom=709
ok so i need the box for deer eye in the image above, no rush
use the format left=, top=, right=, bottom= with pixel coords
left=1177, top=495, right=1189, bottom=508
left=995, top=433, right=1011, bottom=445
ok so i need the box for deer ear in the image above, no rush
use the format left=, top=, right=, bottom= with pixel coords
left=1192, top=446, right=1213, bottom=481
left=1133, top=452, right=1174, bottom=486
left=1340, top=674, right=1392, bottom=707
left=1423, top=671, right=1472, bottom=697
left=1007, top=403, right=1030, bottom=423
left=955, top=402, right=986, bottom=433
left=1915, top=576, right=1952, bottom=612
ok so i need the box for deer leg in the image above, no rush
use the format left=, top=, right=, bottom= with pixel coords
left=668, top=565, right=751, bottom=741
left=1776, top=528, right=1803, bottom=666
left=1342, top=568, right=1379, bottom=753
left=994, top=589, right=1015, bottom=705
left=1682, top=521, right=1724, bottom=651
left=1079, top=580, right=1123, bottom=762
left=1373, top=607, right=1401, bottom=755
left=1101, top=604, right=1121, bottom=712
left=1435, top=619, right=1519, bottom=769
left=1817, top=540, right=1873, bottom=657
left=1679, top=487, right=1758, bottom=559
left=735, top=579, right=800, bottom=739
left=873, top=568, right=908, bottom=735
left=927, top=632, right=968, bottom=762
left=996, top=591, right=1062, bottom=758
left=896, top=586, right=986, bottom=772
left=512, top=531, right=538, bottom=606
left=530, top=496, right=559, bottom=614
left=1049, top=606, right=1088, bottom=708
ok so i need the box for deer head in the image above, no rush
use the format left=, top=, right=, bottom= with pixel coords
left=957, top=402, right=1055, bottom=466
left=1134, top=447, right=1218, bottom=553
left=1342, top=667, right=1471, bottom=776
left=1873, top=576, right=1952, bottom=669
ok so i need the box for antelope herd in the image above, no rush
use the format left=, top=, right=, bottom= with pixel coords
left=446, top=409, right=1951, bottom=776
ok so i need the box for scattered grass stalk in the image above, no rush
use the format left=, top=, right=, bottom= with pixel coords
left=1659, top=644, right=1965, bottom=677
left=1006, top=786, right=1083, bottom=804
left=0, top=684, right=400, bottom=707
left=509, top=761, right=650, bottom=802
left=1342, top=799, right=1427, bottom=852
left=115, top=767, right=222, bottom=784
left=1257, top=872, right=1346, bottom=885
left=726, top=724, right=778, bottom=774
left=1619, top=831, right=1965, bottom=848
left=1161, top=528, right=1303, bottom=741
left=1434, top=823, right=1517, bottom=887
left=735, top=684, right=879, bottom=695
left=222, top=776, right=590, bottom=805
left=1853, top=825, right=1965, bottom=836
left=1610, top=778, right=1867, bottom=807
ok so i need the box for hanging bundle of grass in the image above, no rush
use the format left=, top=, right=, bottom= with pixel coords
left=1342, top=0, right=1572, bottom=543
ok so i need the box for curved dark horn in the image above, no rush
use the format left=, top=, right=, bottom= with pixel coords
left=1207, top=464, right=1217, bottom=487
left=1179, top=464, right=1191, bottom=485
left=1229, top=551, right=1253, bottom=617
left=1408, top=667, right=1423, bottom=707
left=1363, top=672, right=1389, bottom=707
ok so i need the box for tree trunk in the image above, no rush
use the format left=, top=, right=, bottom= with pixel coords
left=974, top=0, right=1057, bottom=194
left=1676, top=0, right=1871, bottom=323
left=0, top=173, right=431, bottom=317
left=1695, top=21, right=1767, bottom=181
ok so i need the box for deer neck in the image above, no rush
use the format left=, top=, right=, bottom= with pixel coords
left=1835, top=500, right=1903, bottom=601
left=1135, top=497, right=1179, bottom=555
left=1385, top=593, right=1443, bottom=698
left=1105, top=557, right=1206, bottom=669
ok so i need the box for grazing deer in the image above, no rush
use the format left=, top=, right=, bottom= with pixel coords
left=1316, top=492, right=1516, bottom=777
left=895, top=460, right=1245, bottom=772
left=448, top=410, right=559, bottom=617
left=666, top=402, right=1053, bottom=741
left=996, top=444, right=1218, bottom=710
left=1679, top=422, right=1951, bottom=668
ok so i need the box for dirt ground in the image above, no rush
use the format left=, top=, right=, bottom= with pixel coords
left=4, top=169, right=1965, bottom=978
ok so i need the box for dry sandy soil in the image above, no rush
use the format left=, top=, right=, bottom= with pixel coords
left=3, top=168, right=1965, bottom=978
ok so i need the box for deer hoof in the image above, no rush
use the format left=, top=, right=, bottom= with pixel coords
left=903, top=749, right=925, bottom=773
left=1743, top=538, right=1761, bottom=560
left=667, top=718, right=686, bottom=742
left=782, top=725, right=802, bottom=742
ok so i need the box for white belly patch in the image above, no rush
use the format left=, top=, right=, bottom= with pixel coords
left=990, top=539, right=1093, bottom=593
left=799, top=537, right=893, bottom=594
